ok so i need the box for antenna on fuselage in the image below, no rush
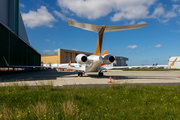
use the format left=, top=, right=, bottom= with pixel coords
left=67, top=21, right=148, bottom=56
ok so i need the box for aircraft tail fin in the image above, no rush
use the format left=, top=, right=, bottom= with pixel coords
left=67, top=20, right=148, bottom=56
left=171, top=57, right=178, bottom=66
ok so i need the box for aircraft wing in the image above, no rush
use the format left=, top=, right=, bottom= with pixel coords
left=98, top=65, right=169, bottom=71
left=157, top=65, right=169, bottom=67
left=49, top=61, right=84, bottom=71
left=7, top=66, right=50, bottom=68
left=52, top=65, right=84, bottom=71
left=3, top=56, right=84, bottom=70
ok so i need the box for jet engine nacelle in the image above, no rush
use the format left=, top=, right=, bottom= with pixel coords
left=102, top=54, right=115, bottom=64
left=75, top=54, right=88, bottom=64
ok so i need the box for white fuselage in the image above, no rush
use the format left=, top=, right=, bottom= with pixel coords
left=85, top=55, right=103, bottom=72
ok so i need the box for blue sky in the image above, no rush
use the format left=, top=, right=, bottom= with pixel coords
left=19, top=0, right=180, bottom=65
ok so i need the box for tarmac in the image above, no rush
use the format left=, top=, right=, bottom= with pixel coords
left=0, top=69, right=180, bottom=87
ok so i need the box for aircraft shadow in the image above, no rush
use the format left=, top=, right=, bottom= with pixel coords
left=0, top=69, right=178, bottom=83
left=85, top=74, right=177, bottom=80
left=0, top=69, right=77, bottom=82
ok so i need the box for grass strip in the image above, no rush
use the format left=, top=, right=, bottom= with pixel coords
left=0, top=83, right=180, bottom=119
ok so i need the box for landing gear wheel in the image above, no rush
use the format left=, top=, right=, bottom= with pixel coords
left=101, top=72, right=104, bottom=77
left=98, top=72, right=100, bottom=77
left=98, top=72, right=104, bottom=77
left=78, top=72, right=83, bottom=77
left=78, top=72, right=80, bottom=77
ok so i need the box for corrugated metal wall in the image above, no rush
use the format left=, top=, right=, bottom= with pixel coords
left=0, top=23, right=40, bottom=67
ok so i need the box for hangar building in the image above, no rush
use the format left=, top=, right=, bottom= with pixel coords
left=113, top=57, right=128, bottom=66
left=0, top=0, right=41, bottom=68
left=168, top=56, right=180, bottom=69
left=41, top=49, right=93, bottom=66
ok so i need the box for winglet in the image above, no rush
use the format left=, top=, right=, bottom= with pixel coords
left=69, top=60, right=72, bottom=67
left=3, top=57, right=9, bottom=67
left=171, top=57, right=178, bottom=66
left=101, top=50, right=107, bottom=56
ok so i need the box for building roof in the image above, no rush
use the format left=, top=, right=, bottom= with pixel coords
left=168, top=57, right=180, bottom=62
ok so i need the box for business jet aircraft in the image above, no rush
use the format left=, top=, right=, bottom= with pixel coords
left=51, top=21, right=159, bottom=77
left=3, top=21, right=171, bottom=77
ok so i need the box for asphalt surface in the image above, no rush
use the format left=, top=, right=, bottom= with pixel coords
left=1, top=69, right=180, bottom=87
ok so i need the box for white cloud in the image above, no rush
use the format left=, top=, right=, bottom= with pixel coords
left=110, top=1, right=156, bottom=22
left=22, top=6, right=57, bottom=28
left=53, top=42, right=56, bottom=44
left=138, top=21, right=147, bottom=24
left=57, top=0, right=112, bottom=20
left=57, top=0, right=156, bottom=21
left=57, top=0, right=180, bottom=24
left=151, top=4, right=178, bottom=23
left=173, top=4, right=180, bottom=12
left=160, top=19, right=170, bottom=23
left=45, top=39, right=51, bottom=42
left=54, top=49, right=58, bottom=52
left=177, top=19, right=180, bottom=24
left=127, top=51, right=131, bottom=53
left=127, top=45, right=138, bottom=49
left=170, top=30, right=180, bottom=32
left=61, top=8, right=70, bottom=14
left=113, top=51, right=117, bottom=54
left=53, top=10, right=76, bottom=22
left=137, top=51, right=141, bottom=54
left=155, top=44, right=162, bottom=48
left=130, top=20, right=135, bottom=25
left=152, top=5, right=165, bottom=18
left=72, top=49, right=78, bottom=51
left=164, top=11, right=177, bottom=18
left=125, top=20, right=136, bottom=25
left=111, top=5, right=151, bottom=22
left=171, top=0, right=180, bottom=2
left=43, top=50, right=52, bottom=53
left=19, top=3, right=25, bottom=8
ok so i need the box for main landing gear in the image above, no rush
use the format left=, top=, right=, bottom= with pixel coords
left=98, top=71, right=104, bottom=77
left=78, top=72, right=85, bottom=77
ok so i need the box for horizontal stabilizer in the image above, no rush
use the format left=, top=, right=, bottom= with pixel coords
left=104, top=24, right=148, bottom=33
left=67, top=21, right=102, bottom=33
left=67, top=21, right=148, bottom=33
